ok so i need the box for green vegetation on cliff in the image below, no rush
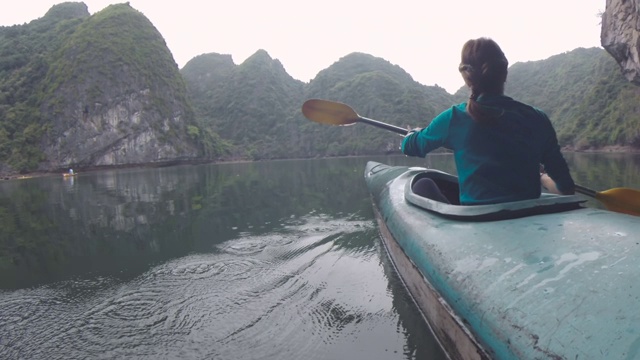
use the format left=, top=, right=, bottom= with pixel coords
left=183, top=50, right=304, bottom=160
left=507, top=47, right=640, bottom=149
left=0, top=2, right=88, bottom=172
left=44, top=3, right=185, bottom=113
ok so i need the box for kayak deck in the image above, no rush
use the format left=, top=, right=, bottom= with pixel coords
left=365, top=161, right=640, bottom=360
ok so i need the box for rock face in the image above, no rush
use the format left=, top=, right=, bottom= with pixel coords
left=601, top=0, right=640, bottom=84
left=44, top=89, right=198, bottom=169
left=39, top=3, right=202, bottom=171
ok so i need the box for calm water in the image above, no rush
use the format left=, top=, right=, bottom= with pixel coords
left=1, top=153, right=639, bottom=359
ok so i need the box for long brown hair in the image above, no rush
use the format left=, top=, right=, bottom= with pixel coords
left=458, top=38, right=508, bottom=122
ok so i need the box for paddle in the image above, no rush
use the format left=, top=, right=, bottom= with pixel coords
left=301, top=98, right=408, bottom=135
left=574, top=185, right=640, bottom=216
left=301, top=98, right=640, bottom=216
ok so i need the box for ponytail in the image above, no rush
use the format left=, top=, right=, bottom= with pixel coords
left=466, top=97, right=503, bottom=123
left=458, top=38, right=508, bottom=123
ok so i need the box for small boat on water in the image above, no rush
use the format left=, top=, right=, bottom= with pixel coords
left=63, top=173, right=76, bottom=178
left=365, top=161, right=640, bottom=360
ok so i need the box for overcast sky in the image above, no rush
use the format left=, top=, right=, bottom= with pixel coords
left=1, top=0, right=605, bottom=94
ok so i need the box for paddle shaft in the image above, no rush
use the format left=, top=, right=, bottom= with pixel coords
left=574, top=184, right=596, bottom=197
left=358, top=116, right=408, bottom=135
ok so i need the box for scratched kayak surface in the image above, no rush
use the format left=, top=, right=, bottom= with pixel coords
left=365, top=161, right=640, bottom=360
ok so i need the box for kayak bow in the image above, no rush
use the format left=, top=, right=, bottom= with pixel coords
left=366, top=161, right=640, bottom=360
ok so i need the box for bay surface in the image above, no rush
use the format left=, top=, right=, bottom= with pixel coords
left=0, top=153, right=638, bottom=359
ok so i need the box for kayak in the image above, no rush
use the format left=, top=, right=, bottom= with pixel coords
left=63, top=173, right=76, bottom=177
left=365, top=161, right=640, bottom=360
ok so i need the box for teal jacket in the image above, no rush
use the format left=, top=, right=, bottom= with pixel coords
left=401, top=94, right=574, bottom=205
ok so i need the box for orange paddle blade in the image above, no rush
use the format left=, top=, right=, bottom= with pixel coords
left=594, top=187, right=640, bottom=216
left=301, top=99, right=359, bottom=126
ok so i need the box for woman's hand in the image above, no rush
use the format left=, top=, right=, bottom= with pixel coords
left=405, top=126, right=422, bottom=137
left=541, top=173, right=562, bottom=194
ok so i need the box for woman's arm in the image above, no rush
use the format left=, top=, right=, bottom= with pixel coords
left=540, top=172, right=575, bottom=195
left=401, top=109, right=452, bottom=157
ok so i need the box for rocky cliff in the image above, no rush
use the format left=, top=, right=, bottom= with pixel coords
left=602, top=0, right=640, bottom=84
left=0, top=2, right=207, bottom=176
left=38, top=3, right=203, bottom=171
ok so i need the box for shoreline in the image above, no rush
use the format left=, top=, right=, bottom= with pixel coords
left=0, top=159, right=229, bottom=181
left=3, top=148, right=640, bottom=181
left=562, top=145, right=640, bottom=153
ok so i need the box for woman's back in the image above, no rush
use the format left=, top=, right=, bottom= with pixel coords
left=401, top=37, right=574, bottom=205
left=445, top=95, right=567, bottom=204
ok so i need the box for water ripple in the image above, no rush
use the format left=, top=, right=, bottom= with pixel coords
left=0, top=216, right=395, bottom=360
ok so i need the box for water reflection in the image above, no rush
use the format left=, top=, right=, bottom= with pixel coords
left=1, top=153, right=636, bottom=289
left=565, top=152, right=640, bottom=187
left=3, top=159, right=375, bottom=288
left=375, top=233, right=449, bottom=359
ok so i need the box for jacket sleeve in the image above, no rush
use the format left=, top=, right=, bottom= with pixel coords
left=538, top=111, right=575, bottom=194
left=401, top=109, right=451, bottom=157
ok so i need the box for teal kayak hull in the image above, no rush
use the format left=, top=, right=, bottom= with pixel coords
left=365, top=161, right=640, bottom=360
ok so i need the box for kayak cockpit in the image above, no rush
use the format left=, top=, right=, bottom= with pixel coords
left=405, top=169, right=585, bottom=221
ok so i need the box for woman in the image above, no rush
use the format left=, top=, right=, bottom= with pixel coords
left=401, top=38, right=574, bottom=205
